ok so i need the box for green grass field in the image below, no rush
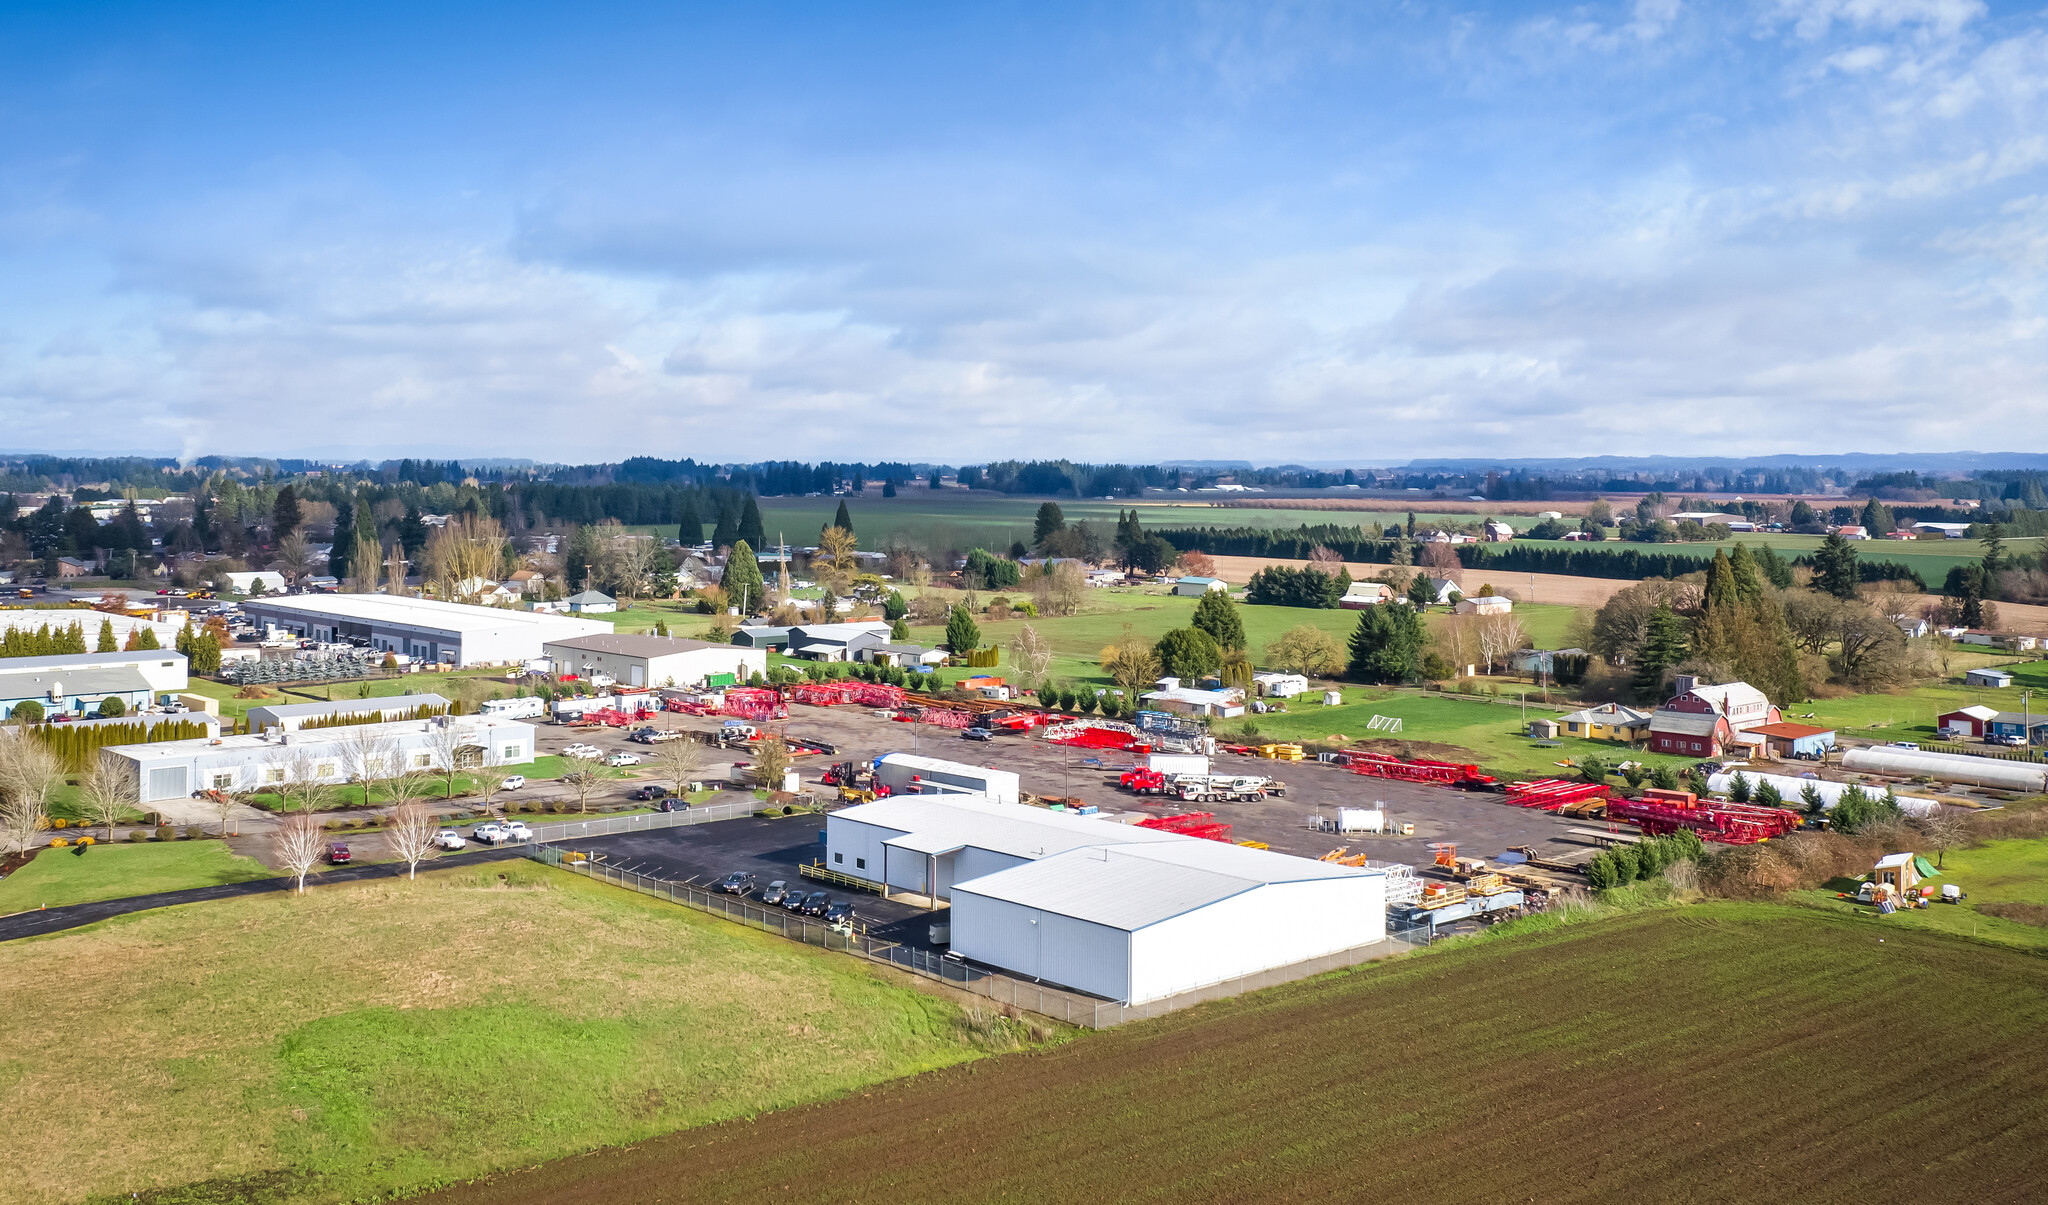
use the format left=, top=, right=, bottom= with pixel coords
left=0, top=840, right=274, bottom=913
left=1792, top=655, right=2048, bottom=737
left=419, top=901, right=2048, bottom=1205
left=0, top=864, right=1011, bottom=1205
left=1791, top=836, right=2048, bottom=950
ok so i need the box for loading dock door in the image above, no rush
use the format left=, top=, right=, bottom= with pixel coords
left=147, top=765, right=188, bottom=803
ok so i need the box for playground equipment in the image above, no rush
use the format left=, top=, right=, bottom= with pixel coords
left=1366, top=715, right=1404, bottom=734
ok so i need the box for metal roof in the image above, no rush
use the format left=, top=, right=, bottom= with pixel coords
left=542, top=632, right=730, bottom=657
left=0, top=665, right=154, bottom=699
left=1649, top=711, right=1725, bottom=737
left=836, top=794, right=1176, bottom=862
left=241, top=594, right=611, bottom=636
left=1560, top=703, right=1651, bottom=726
left=954, top=840, right=1378, bottom=932
left=247, top=693, right=449, bottom=721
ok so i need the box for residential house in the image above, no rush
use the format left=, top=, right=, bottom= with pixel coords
left=1420, top=578, right=1460, bottom=605
left=1749, top=722, right=1835, bottom=760
left=1986, top=712, right=2048, bottom=746
left=1834, top=525, right=1870, bottom=540
left=563, top=590, right=617, bottom=614
left=55, top=557, right=92, bottom=578
left=1938, top=705, right=2001, bottom=737
left=1338, top=582, right=1392, bottom=609
left=1648, top=676, right=1779, bottom=757
left=857, top=642, right=947, bottom=669
left=1556, top=703, right=1652, bottom=744
left=1172, top=576, right=1228, bottom=597
left=1964, top=668, right=2014, bottom=688
left=506, top=569, right=546, bottom=596
left=1453, top=595, right=1512, bottom=616
left=1511, top=647, right=1588, bottom=676
left=1895, top=616, right=1931, bottom=638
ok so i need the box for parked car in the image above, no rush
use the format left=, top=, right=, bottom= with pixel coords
left=960, top=728, right=993, bottom=742
left=656, top=797, right=691, bottom=812
left=472, top=822, right=508, bottom=845
left=604, top=752, right=641, bottom=767
left=822, top=900, right=858, bottom=925
left=781, top=887, right=811, bottom=912
left=715, top=871, right=757, bottom=895
left=760, top=880, right=792, bottom=906
left=631, top=784, right=669, bottom=801
left=327, top=842, right=352, bottom=864
left=1993, top=734, right=2029, bottom=747
left=800, top=891, right=832, bottom=916
left=432, top=829, right=466, bottom=850
left=502, top=774, right=526, bottom=790
left=563, top=743, right=602, bottom=759
left=502, top=821, right=533, bottom=842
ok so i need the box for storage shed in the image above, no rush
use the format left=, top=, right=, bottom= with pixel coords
left=1965, top=668, right=2014, bottom=688
left=1938, top=705, right=2000, bottom=737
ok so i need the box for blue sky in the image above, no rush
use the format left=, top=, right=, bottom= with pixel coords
left=3, top=0, right=2046, bottom=464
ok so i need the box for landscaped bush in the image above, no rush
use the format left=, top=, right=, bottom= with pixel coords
left=184, top=826, right=205, bottom=840
left=154, top=826, right=174, bottom=841
left=128, top=830, right=146, bottom=842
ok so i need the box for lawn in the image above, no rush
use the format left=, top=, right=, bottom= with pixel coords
left=0, top=840, right=274, bottom=913
left=0, top=864, right=1010, bottom=1205
left=420, top=902, right=2048, bottom=1205
left=1792, top=654, right=2048, bottom=738
left=1791, top=835, right=2048, bottom=951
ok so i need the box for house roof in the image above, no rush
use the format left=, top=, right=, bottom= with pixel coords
left=1559, top=703, right=1651, bottom=726
left=1875, top=853, right=1915, bottom=869
left=1650, top=711, right=1726, bottom=737
left=564, top=590, right=615, bottom=604
left=951, top=836, right=1377, bottom=933
left=1941, top=705, right=2001, bottom=720
left=1748, top=722, right=1833, bottom=739
left=1990, top=712, right=2048, bottom=728
left=543, top=632, right=730, bottom=658
left=1968, top=668, right=2014, bottom=679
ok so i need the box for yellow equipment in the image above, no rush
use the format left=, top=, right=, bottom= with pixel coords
left=1255, top=743, right=1305, bottom=761
left=1235, top=839, right=1270, bottom=850
left=1318, top=846, right=1350, bottom=862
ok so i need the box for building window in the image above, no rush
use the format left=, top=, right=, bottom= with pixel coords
left=855, top=857, right=866, bottom=870
left=834, top=852, right=844, bottom=864
left=317, top=763, right=337, bottom=778
left=212, top=772, right=235, bottom=790
left=503, top=744, right=523, bottom=758
left=263, top=768, right=285, bottom=784
left=413, top=753, right=432, bottom=769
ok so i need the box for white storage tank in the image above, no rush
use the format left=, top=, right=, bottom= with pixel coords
left=1337, top=808, right=1385, bottom=833
left=1706, top=770, right=1942, bottom=818
left=1840, top=747, right=2046, bottom=793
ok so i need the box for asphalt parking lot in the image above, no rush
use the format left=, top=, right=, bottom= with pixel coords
left=530, top=704, right=1604, bottom=873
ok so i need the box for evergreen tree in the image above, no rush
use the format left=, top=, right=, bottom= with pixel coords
left=720, top=540, right=765, bottom=614
left=1033, top=501, right=1066, bottom=546
left=1631, top=604, right=1687, bottom=701
left=1727, top=543, right=1768, bottom=604
left=944, top=605, right=982, bottom=657
left=676, top=493, right=704, bottom=546
left=272, top=484, right=302, bottom=536
left=1190, top=589, right=1246, bottom=651
left=1406, top=573, right=1438, bottom=609
left=833, top=499, right=853, bottom=534
left=135, top=627, right=161, bottom=651
left=1859, top=497, right=1895, bottom=536
left=329, top=496, right=357, bottom=581
left=1155, top=627, right=1223, bottom=680
left=738, top=495, right=767, bottom=549
left=711, top=496, right=740, bottom=549
left=890, top=617, right=911, bottom=642
left=1346, top=602, right=1425, bottom=683
left=1810, top=532, right=1860, bottom=599
left=97, top=619, right=117, bottom=652
left=883, top=589, right=908, bottom=621
left=399, top=505, right=429, bottom=558
left=1980, top=524, right=2006, bottom=597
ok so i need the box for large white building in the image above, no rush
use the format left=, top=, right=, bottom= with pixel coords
left=824, top=795, right=1386, bottom=1005
left=239, top=595, right=610, bottom=667
left=871, top=753, right=1021, bottom=805
left=540, top=632, right=766, bottom=689
left=106, top=714, right=539, bottom=804
left=0, top=608, right=186, bottom=650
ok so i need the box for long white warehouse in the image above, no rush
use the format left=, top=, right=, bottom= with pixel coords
left=105, top=715, right=538, bottom=804
left=239, top=595, right=610, bottom=667
left=871, top=753, right=1021, bottom=805
left=825, top=794, right=1386, bottom=1005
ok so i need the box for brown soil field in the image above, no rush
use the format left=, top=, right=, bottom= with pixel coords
left=423, top=903, right=2048, bottom=1205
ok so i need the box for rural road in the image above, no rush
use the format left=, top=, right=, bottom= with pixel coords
left=0, top=845, right=529, bottom=943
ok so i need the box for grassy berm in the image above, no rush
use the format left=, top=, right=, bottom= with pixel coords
left=0, top=865, right=999, bottom=1205
left=425, top=903, right=2048, bottom=1205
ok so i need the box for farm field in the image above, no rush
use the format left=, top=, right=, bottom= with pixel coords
left=0, top=863, right=1003, bottom=1205
left=0, top=840, right=274, bottom=913
left=1793, top=836, right=2048, bottom=951
left=1793, top=655, right=2048, bottom=738
left=422, top=902, right=2048, bottom=1205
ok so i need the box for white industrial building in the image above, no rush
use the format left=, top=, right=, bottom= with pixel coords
left=540, top=632, right=766, bottom=689
left=0, top=608, right=186, bottom=650
left=246, top=692, right=451, bottom=733
left=239, top=595, right=610, bottom=667
left=0, top=650, right=189, bottom=695
left=872, top=753, right=1021, bottom=804
left=105, top=715, right=539, bottom=804
left=824, top=794, right=1386, bottom=1005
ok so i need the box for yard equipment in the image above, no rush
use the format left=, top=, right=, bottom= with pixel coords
left=1137, top=812, right=1234, bottom=843
left=1606, top=788, right=1800, bottom=845
left=1174, top=774, right=1275, bottom=803
left=1119, top=767, right=1173, bottom=795
left=1505, top=779, right=1611, bottom=811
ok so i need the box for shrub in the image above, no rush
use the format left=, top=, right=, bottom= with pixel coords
left=1585, top=850, right=1620, bottom=890
left=1579, top=757, right=1607, bottom=785
left=1728, top=772, right=1752, bottom=803
left=1755, top=780, right=1783, bottom=808
left=128, top=829, right=146, bottom=842
left=154, top=826, right=174, bottom=841
left=11, top=700, right=44, bottom=723
left=1609, top=844, right=1642, bottom=883
left=184, top=825, right=204, bottom=840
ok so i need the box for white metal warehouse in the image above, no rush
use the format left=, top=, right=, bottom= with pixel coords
left=239, top=595, right=610, bottom=666
left=825, top=795, right=1386, bottom=1004
left=540, top=632, right=766, bottom=689
left=105, top=715, right=538, bottom=804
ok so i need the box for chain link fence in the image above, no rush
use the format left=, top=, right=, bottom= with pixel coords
left=526, top=800, right=760, bottom=842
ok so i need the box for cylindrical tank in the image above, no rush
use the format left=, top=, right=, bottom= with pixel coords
left=1706, top=771, right=1940, bottom=818
left=1337, top=807, right=1385, bottom=833
left=1839, top=747, right=2046, bottom=793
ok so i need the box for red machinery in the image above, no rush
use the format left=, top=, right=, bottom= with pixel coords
left=1137, top=812, right=1234, bottom=843
left=1607, top=788, right=1800, bottom=845
left=791, top=682, right=907, bottom=708
left=1505, top=779, right=1610, bottom=810
left=1119, top=767, right=1172, bottom=794
left=721, top=687, right=788, bottom=722
left=1047, top=721, right=1152, bottom=753
left=892, top=704, right=973, bottom=729
left=1341, top=751, right=1497, bottom=789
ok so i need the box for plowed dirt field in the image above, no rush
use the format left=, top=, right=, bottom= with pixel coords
left=424, top=902, right=2048, bottom=1205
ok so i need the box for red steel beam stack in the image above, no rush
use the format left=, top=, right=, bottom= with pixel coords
left=1606, top=796, right=1801, bottom=845
left=1136, top=813, right=1234, bottom=843
left=1047, top=721, right=1151, bottom=752
left=854, top=683, right=906, bottom=708
left=1505, top=779, right=1610, bottom=811
left=1343, top=751, right=1496, bottom=788
left=721, top=687, right=788, bottom=721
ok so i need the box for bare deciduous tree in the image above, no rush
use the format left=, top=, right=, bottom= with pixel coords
left=560, top=768, right=602, bottom=814
left=384, top=801, right=441, bottom=880
left=1475, top=612, right=1528, bottom=676
left=751, top=737, right=794, bottom=793
left=272, top=812, right=328, bottom=895
left=1919, top=806, right=1970, bottom=870
left=0, top=735, right=62, bottom=854
left=1009, top=623, right=1054, bottom=694
left=472, top=747, right=511, bottom=815
left=212, top=788, right=244, bottom=837
left=79, top=756, right=138, bottom=841
left=423, top=513, right=510, bottom=605
left=423, top=720, right=475, bottom=801
left=338, top=726, right=397, bottom=808
left=649, top=736, right=708, bottom=798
